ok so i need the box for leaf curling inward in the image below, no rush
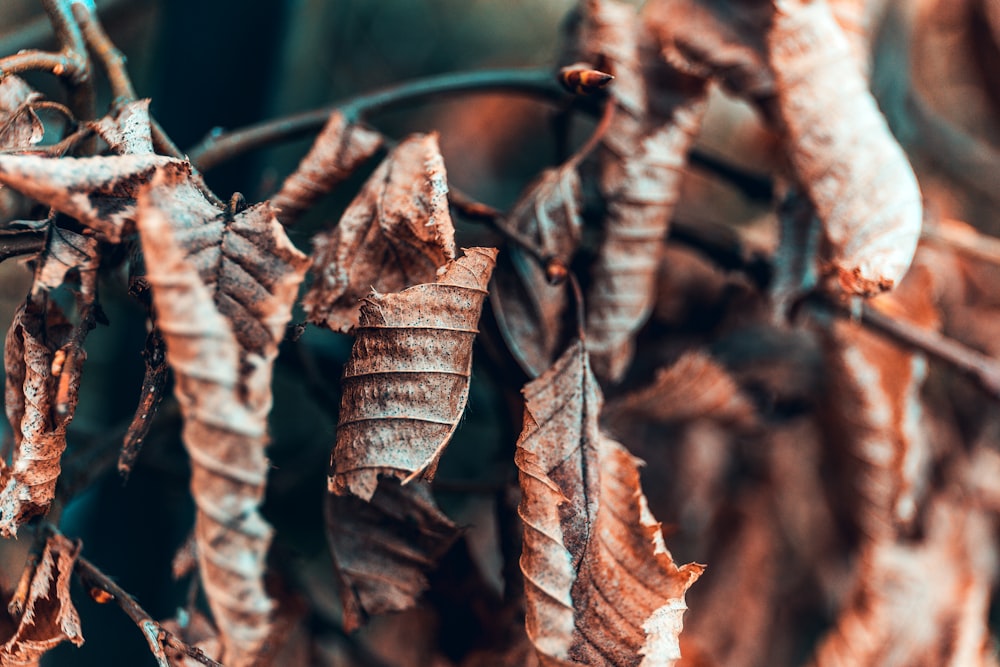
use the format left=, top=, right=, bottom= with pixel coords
left=0, top=76, right=43, bottom=152
left=324, top=478, right=460, bottom=631
left=0, top=533, right=84, bottom=666
left=89, top=99, right=155, bottom=155
left=137, top=165, right=308, bottom=667
left=271, top=110, right=383, bottom=226
left=490, top=163, right=582, bottom=378
left=768, top=0, right=922, bottom=295
left=303, top=132, right=456, bottom=333
left=517, top=341, right=703, bottom=666
left=329, top=246, right=498, bottom=501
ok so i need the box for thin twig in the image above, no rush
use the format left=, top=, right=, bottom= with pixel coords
left=71, top=1, right=135, bottom=103
left=0, top=229, right=46, bottom=264
left=119, top=329, right=168, bottom=480
left=66, top=534, right=222, bottom=667
left=41, top=0, right=94, bottom=122
left=189, top=67, right=569, bottom=171
left=921, top=221, right=1000, bottom=267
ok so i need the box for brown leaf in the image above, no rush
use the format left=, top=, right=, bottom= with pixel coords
left=329, top=246, right=497, bottom=500
left=137, top=165, right=309, bottom=666
left=0, top=534, right=84, bottom=666
left=0, top=76, right=43, bottom=152
left=0, top=153, right=174, bottom=242
left=811, top=494, right=998, bottom=667
left=304, top=133, right=456, bottom=333
left=605, top=351, right=757, bottom=428
left=89, top=99, right=155, bottom=155
left=490, top=164, right=581, bottom=377
left=0, top=227, right=98, bottom=536
left=517, top=341, right=703, bottom=666
left=768, top=0, right=922, bottom=295
left=573, top=0, right=709, bottom=382
left=271, top=110, right=383, bottom=226
left=324, top=478, right=460, bottom=631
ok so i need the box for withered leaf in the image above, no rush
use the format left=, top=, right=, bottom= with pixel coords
left=324, top=478, right=460, bottom=631
left=573, top=0, right=709, bottom=382
left=490, top=163, right=582, bottom=377
left=137, top=165, right=308, bottom=667
left=768, top=0, right=922, bottom=295
left=517, top=341, right=703, bottom=666
left=89, top=99, right=155, bottom=155
left=811, top=494, right=998, bottom=667
left=304, top=133, right=456, bottom=333
left=330, top=246, right=497, bottom=500
left=0, top=227, right=98, bottom=536
left=0, top=533, right=84, bottom=666
left=0, top=153, right=175, bottom=242
left=271, top=110, right=383, bottom=226
left=605, top=351, right=756, bottom=428
left=0, top=76, right=43, bottom=152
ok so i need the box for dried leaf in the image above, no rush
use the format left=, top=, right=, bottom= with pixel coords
left=605, top=351, right=756, bottom=428
left=324, top=478, right=460, bottom=631
left=0, top=76, right=43, bottom=152
left=304, top=133, right=456, bottom=333
left=811, top=495, right=998, bottom=667
left=272, top=110, right=383, bottom=226
left=768, top=0, right=922, bottom=295
left=0, top=534, right=84, bottom=666
left=517, top=341, right=703, bottom=666
left=0, top=227, right=98, bottom=536
left=89, top=99, right=155, bottom=155
left=573, top=0, right=708, bottom=381
left=330, top=246, right=497, bottom=500
left=490, top=164, right=581, bottom=377
left=137, top=165, right=308, bottom=666
left=0, top=153, right=174, bottom=242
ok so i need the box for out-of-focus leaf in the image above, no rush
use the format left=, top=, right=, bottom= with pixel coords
left=329, top=246, right=497, bottom=501
left=768, top=0, right=922, bottom=295
left=517, top=341, right=703, bottom=666
left=490, top=163, right=581, bottom=377
left=811, top=494, right=998, bottom=667
left=137, top=165, right=309, bottom=667
left=271, top=110, right=383, bottom=226
left=324, top=478, right=460, bottom=632
left=572, top=0, right=708, bottom=382
left=0, top=533, right=84, bottom=666
left=0, top=76, right=43, bottom=152
left=605, top=351, right=757, bottom=428
left=303, top=133, right=456, bottom=333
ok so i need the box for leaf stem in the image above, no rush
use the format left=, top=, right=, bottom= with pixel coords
left=0, top=229, right=46, bottom=263
left=189, top=67, right=569, bottom=171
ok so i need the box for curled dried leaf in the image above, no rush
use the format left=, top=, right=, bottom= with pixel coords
left=517, top=341, right=703, bottom=666
left=330, top=246, right=498, bottom=500
left=0, top=153, right=174, bottom=242
left=0, top=76, right=43, bottom=152
left=303, top=133, right=456, bottom=333
left=324, top=478, right=460, bottom=631
left=0, top=533, right=84, bottom=666
left=271, top=110, right=383, bottom=226
left=137, top=166, right=308, bottom=666
left=89, top=99, right=155, bottom=155
left=769, top=0, right=922, bottom=295
left=491, top=164, right=582, bottom=377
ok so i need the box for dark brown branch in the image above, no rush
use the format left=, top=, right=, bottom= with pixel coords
left=67, top=534, right=223, bottom=667
left=71, top=2, right=135, bottom=103
left=189, top=67, right=569, bottom=171
left=0, top=229, right=46, bottom=264
left=119, top=329, right=168, bottom=480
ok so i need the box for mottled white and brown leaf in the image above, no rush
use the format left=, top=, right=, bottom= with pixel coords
left=0, top=76, right=43, bottom=152
left=137, top=165, right=308, bottom=667
left=272, top=110, right=383, bottom=226
left=517, top=341, right=703, bottom=666
left=491, top=163, right=581, bottom=377
left=330, top=246, right=497, bottom=500
left=89, top=99, right=155, bottom=155
left=0, top=533, right=84, bottom=666
left=324, top=478, right=460, bottom=631
left=304, top=133, right=456, bottom=333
